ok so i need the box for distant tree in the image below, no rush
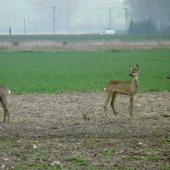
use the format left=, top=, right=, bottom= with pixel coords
left=126, top=0, right=170, bottom=32
left=128, top=19, right=134, bottom=34
left=160, top=26, right=170, bottom=34
left=128, top=19, right=156, bottom=34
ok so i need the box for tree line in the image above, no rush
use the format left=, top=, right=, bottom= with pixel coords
left=126, top=0, right=170, bottom=34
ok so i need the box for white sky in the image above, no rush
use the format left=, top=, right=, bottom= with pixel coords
left=0, top=0, right=126, bottom=34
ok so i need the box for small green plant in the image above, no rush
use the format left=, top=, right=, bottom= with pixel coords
left=88, top=136, right=100, bottom=142
left=72, top=157, right=89, bottom=166
left=4, top=148, right=12, bottom=152
left=11, top=141, right=17, bottom=147
left=103, top=134, right=111, bottom=137
left=160, top=113, right=170, bottom=118
left=17, top=131, right=23, bottom=134
left=32, top=141, right=39, bottom=145
left=13, top=165, right=24, bottom=170
left=80, top=162, right=88, bottom=166
left=89, top=110, right=94, bottom=114
left=65, top=142, right=71, bottom=145
left=143, top=148, right=162, bottom=152
left=154, top=130, right=159, bottom=133
left=8, top=135, right=15, bottom=138
left=78, top=149, right=84, bottom=152
left=74, top=158, right=85, bottom=163
left=103, top=152, right=114, bottom=156
left=126, top=156, right=143, bottom=160
left=121, top=131, right=127, bottom=134
left=111, top=147, right=117, bottom=150
left=156, top=148, right=162, bottom=151
left=33, top=152, right=47, bottom=161
left=69, top=157, right=87, bottom=164
left=164, top=138, right=170, bottom=142
left=147, top=156, right=160, bottom=161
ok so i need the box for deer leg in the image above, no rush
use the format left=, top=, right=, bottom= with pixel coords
left=111, top=93, right=117, bottom=115
left=103, top=93, right=112, bottom=112
left=0, top=98, right=6, bottom=123
left=129, top=95, right=134, bottom=116
left=3, top=108, right=6, bottom=123
left=1, top=97, right=9, bottom=123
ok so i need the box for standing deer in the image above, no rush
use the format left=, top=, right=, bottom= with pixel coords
left=103, top=64, right=139, bottom=117
left=0, top=84, right=11, bottom=123
left=167, top=75, right=170, bottom=79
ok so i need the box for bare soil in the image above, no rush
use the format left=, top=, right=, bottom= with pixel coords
left=0, top=91, right=170, bottom=169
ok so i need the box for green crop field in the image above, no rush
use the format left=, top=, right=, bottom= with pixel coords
left=1, top=34, right=170, bottom=42
left=0, top=49, right=170, bottom=93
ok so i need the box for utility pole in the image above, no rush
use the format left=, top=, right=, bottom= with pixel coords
left=125, top=8, right=128, bottom=31
left=109, top=7, right=111, bottom=30
left=24, top=18, right=26, bottom=35
left=154, top=4, right=157, bottom=29
left=9, top=27, right=11, bottom=35
left=52, top=7, right=55, bottom=35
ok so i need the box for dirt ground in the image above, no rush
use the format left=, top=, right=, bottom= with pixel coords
left=0, top=90, right=170, bottom=169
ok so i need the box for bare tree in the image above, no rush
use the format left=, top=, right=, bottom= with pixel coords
left=126, top=0, right=170, bottom=31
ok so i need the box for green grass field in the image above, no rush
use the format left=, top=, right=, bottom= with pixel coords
left=1, top=34, right=170, bottom=42
left=0, top=49, right=170, bottom=93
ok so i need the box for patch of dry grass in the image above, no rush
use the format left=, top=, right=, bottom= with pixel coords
left=1, top=39, right=170, bottom=51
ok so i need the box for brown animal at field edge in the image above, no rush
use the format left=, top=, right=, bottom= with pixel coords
left=103, top=64, right=139, bottom=117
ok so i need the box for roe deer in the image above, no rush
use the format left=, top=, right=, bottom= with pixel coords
left=167, top=75, right=170, bottom=79
left=0, top=84, right=11, bottom=123
left=103, top=64, right=139, bottom=117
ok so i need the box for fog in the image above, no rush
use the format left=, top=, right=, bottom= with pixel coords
left=0, top=0, right=127, bottom=35
left=1, top=0, right=170, bottom=35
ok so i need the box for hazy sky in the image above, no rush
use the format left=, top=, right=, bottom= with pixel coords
left=1, top=0, right=29, bottom=12
left=0, top=0, right=126, bottom=34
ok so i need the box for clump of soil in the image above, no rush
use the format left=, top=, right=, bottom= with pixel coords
left=0, top=91, right=170, bottom=169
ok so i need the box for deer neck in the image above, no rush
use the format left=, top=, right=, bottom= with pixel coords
left=132, top=76, right=139, bottom=87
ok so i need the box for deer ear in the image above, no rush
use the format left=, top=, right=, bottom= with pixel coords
left=136, top=64, right=139, bottom=70
left=129, top=65, right=133, bottom=71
